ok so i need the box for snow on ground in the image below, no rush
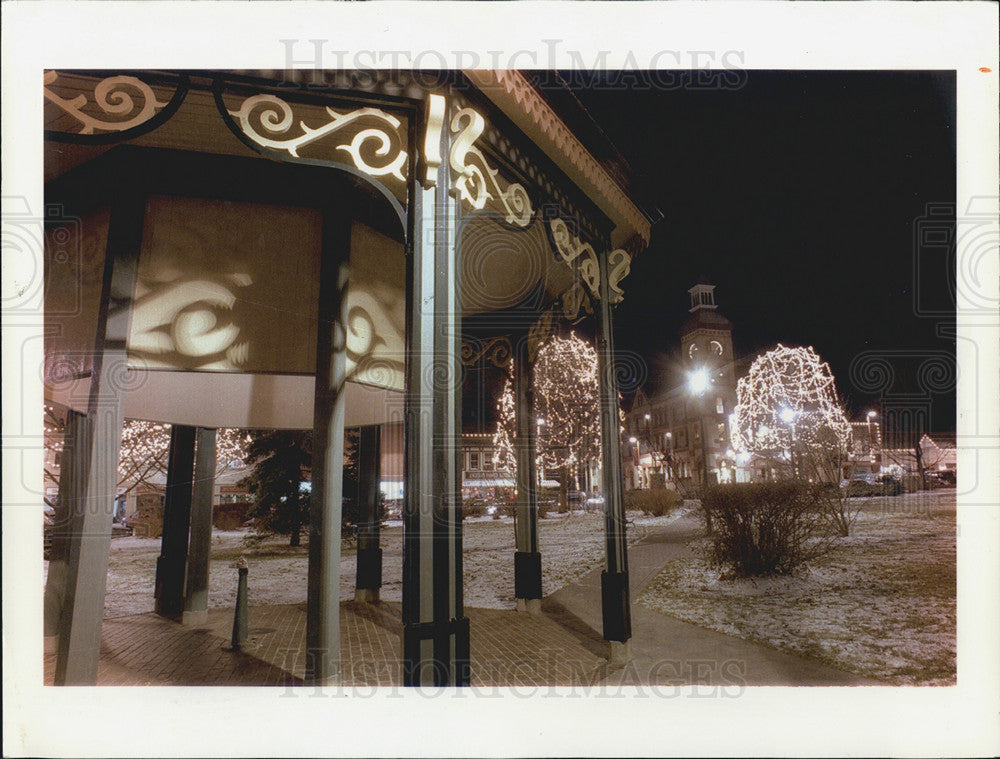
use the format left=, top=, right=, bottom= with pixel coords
left=49, top=508, right=678, bottom=619
left=638, top=490, right=957, bottom=685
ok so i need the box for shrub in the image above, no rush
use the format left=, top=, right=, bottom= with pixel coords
left=462, top=498, right=489, bottom=519
left=537, top=497, right=557, bottom=519
left=624, top=488, right=682, bottom=517
left=702, top=482, right=833, bottom=577
left=492, top=500, right=514, bottom=519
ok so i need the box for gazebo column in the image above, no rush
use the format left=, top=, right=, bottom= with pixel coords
left=183, top=427, right=217, bottom=626
left=355, top=424, right=382, bottom=603
left=402, top=94, right=468, bottom=686
left=513, top=338, right=542, bottom=614
left=596, top=246, right=633, bottom=664
left=305, top=209, right=351, bottom=685
left=44, top=410, right=84, bottom=649
left=155, top=425, right=196, bottom=616
left=52, top=192, right=142, bottom=685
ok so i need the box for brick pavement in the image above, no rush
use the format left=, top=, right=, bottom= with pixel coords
left=43, top=601, right=608, bottom=688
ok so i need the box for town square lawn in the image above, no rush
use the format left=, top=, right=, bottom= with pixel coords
left=639, top=490, right=956, bottom=685
left=74, top=508, right=679, bottom=619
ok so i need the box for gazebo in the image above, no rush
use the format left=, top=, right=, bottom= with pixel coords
left=41, top=69, right=653, bottom=686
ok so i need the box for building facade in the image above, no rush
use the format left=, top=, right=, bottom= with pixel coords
left=625, top=280, right=742, bottom=492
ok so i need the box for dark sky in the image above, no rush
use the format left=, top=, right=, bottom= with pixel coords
left=563, top=70, right=957, bottom=435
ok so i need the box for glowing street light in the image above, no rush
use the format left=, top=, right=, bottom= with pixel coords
left=688, top=368, right=710, bottom=396
left=779, top=407, right=798, bottom=425
left=866, top=410, right=878, bottom=466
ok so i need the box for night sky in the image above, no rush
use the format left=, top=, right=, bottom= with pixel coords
left=562, top=70, right=957, bottom=435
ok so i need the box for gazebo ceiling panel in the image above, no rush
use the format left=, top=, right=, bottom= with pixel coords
left=458, top=215, right=571, bottom=317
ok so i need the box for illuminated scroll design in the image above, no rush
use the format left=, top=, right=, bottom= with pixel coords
left=227, top=94, right=408, bottom=182
left=607, top=248, right=632, bottom=304
left=129, top=273, right=252, bottom=371
left=43, top=70, right=182, bottom=137
left=460, top=336, right=513, bottom=368
left=449, top=108, right=532, bottom=227
left=560, top=282, right=592, bottom=323
left=550, top=217, right=600, bottom=296
left=344, top=290, right=406, bottom=391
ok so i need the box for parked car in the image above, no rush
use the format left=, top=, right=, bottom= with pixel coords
left=926, top=471, right=956, bottom=488
left=843, top=473, right=901, bottom=497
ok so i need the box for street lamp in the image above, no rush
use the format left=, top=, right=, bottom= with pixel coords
left=866, top=410, right=878, bottom=470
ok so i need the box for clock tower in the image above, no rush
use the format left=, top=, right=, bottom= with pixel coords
left=682, top=277, right=735, bottom=386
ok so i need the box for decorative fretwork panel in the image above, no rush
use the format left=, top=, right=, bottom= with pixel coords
left=43, top=70, right=188, bottom=143
left=214, top=83, right=410, bottom=205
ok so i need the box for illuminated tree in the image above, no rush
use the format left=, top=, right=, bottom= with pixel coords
left=494, top=332, right=602, bottom=481
left=43, top=406, right=249, bottom=505
left=732, top=344, right=852, bottom=475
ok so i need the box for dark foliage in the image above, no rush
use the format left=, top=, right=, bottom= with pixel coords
left=240, top=431, right=311, bottom=546
left=624, top=488, right=683, bottom=516
left=702, top=482, right=835, bottom=577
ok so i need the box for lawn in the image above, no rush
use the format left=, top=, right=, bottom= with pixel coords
left=638, top=490, right=956, bottom=685
left=76, top=508, right=678, bottom=619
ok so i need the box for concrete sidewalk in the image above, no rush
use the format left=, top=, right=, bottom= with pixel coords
left=545, top=509, right=878, bottom=687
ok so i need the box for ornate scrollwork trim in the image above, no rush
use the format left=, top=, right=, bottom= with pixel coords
left=449, top=107, right=533, bottom=228
left=225, top=93, right=409, bottom=182
left=550, top=217, right=600, bottom=297
left=461, top=336, right=514, bottom=368
left=549, top=218, right=632, bottom=306
left=422, top=94, right=446, bottom=187
left=607, top=248, right=632, bottom=304
left=43, top=70, right=189, bottom=145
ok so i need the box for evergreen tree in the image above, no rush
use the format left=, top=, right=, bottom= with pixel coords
left=240, top=428, right=363, bottom=546
left=240, top=430, right=311, bottom=546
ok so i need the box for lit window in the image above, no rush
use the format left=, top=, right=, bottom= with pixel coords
left=469, top=452, right=480, bottom=470
left=716, top=396, right=725, bottom=414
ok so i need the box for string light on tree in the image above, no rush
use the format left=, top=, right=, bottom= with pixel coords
left=44, top=405, right=250, bottom=499
left=494, top=332, right=602, bottom=473
left=732, top=344, right=852, bottom=460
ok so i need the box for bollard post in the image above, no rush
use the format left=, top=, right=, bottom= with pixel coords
left=230, top=558, right=249, bottom=651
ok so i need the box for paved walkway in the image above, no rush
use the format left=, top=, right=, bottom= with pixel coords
left=45, top=510, right=876, bottom=687
left=547, top=510, right=876, bottom=687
